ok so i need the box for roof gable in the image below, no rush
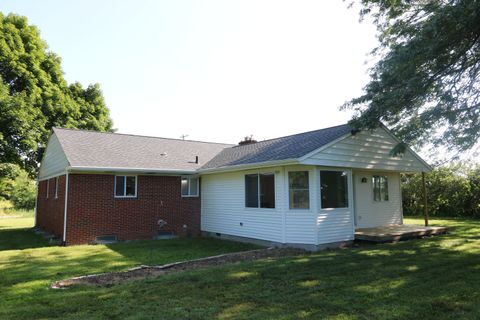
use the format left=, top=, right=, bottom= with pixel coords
left=38, top=133, right=70, bottom=180
left=300, top=127, right=431, bottom=172
left=201, top=124, right=352, bottom=170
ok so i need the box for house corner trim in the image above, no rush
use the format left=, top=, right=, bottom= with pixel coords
left=62, top=172, right=70, bottom=244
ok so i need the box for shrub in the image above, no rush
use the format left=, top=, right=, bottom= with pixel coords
left=402, top=162, right=480, bottom=217
left=10, top=171, right=36, bottom=210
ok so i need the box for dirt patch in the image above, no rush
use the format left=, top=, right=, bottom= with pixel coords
left=51, top=247, right=306, bottom=289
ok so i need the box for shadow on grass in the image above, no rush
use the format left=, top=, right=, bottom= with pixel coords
left=2, top=218, right=480, bottom=319
left=6, top=229, right=479, bottom=320
left=0, top=227, right=50, bottom=251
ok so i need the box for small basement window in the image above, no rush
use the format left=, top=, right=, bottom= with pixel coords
left=115, top=176, right=137, bottom=198
left=245, top=173, right=275, bottom=208
left=181, top=177, right=199, bottom=197
left=373, top=175, right=389, bottom=201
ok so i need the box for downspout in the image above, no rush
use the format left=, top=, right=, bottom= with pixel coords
left=62, top=172, right=70, bottom=245
left=34, top=179, right=39, bottom=227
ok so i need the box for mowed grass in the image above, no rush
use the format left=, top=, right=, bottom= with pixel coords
left=0, top=217, right=259, bottom=319
left=2, top=217, right=480, bottom=319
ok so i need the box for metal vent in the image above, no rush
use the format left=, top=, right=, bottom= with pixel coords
left=95, top=235, right=118, bottom=244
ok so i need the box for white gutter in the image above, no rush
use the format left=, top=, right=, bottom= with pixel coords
left=62, top=172, right=69, bottom=244
left=67, top=166, right=197, bottom=175
left=197, top=159, right=298, bottom=175
left=34, top=180, right=39, bottom=227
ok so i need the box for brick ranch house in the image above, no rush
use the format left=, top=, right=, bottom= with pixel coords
left=36, top=124, right=431, bottom=248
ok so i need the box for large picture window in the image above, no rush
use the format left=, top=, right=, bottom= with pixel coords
left=115, top=175, right=137, bottom=198
left=320, top=171, right=348, bottom=209
left=289, top=171, right=309, bottom=209
left=245, top=173, right=275, bottom=208
left=181, top=177, right=199, bottom=197
left=373, top=176, right=389, bottom=201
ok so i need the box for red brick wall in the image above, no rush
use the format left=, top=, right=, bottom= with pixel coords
left=36, top=175, right=66, bottom=240
left=65, top=174, right=201, bottom=245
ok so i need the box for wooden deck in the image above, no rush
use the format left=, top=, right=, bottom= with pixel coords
left=355, top=224, right=449, bottom=243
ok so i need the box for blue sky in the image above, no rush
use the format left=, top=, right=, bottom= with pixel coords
left=1, top=0, right=378, bottom=143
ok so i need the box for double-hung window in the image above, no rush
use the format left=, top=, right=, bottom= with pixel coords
left=115, top=176, right=137, bottom=198
left=181, top=177, right=199, bottom=197
left=288, top=171, right=310, bottom=209
left=373, top=176, right=389, bottom=201
left=245, top=173, right=275, bottom=208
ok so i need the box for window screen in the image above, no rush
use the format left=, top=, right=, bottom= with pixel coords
left=245, top=174, right=259, bottom=207
left=373, top=176, right=389, bottom=201
left=320, top=171, right=348, bottom=209
left=181, top=177, right=199, bottom=197
left=245, top=173, right=275, bottom=208
left=289, top=171, right=309, bottom=209
left=115, top=176, right=137, bottom=197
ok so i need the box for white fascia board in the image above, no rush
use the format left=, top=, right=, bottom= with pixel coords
left=67, top=166, right=197, bottom=175
left=298, top=133, right=353, bottom=162
left=197, top=159, right=298, bottom=175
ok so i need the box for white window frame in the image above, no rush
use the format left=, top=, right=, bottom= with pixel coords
left=54, top=177, right=59, bottom=199
left=181, top=177, right=199, bottom=197
left=245, top=172, right=276, bottom=209
left=114, top=175, right=138, bottom=198
left=288, top=170, right=310, bottom=210
left=46, top=179, right=49, bottom=199
left=319, top=169, right=350, bottom=209
left=372, top=175, right=389, bottom=202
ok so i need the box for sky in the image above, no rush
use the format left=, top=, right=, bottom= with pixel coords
left=1, top=0, right=378, bottom=144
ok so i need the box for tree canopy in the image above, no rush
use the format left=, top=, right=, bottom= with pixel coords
left=343, top=1, right=480, bottom=155
left=0, top=13, right=113, bottom=174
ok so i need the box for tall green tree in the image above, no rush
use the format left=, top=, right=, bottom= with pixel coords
left=343, top=1, right=480, bottom=154
left=0, top=13, right=113, bottom=174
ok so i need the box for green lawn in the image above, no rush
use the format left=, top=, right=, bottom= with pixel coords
left=1, top=216, right=480, bottom=319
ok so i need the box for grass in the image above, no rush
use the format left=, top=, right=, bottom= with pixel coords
left=0, top=200, right=34, bottom=217
left=1, top=216, right=480, bottom=319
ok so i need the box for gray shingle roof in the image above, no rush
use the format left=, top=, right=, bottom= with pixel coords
left=53, top=128, right=233, bottom=171
left=53, top=124, right=352, bottom=172
left=201, top=124, right=352, bottom=170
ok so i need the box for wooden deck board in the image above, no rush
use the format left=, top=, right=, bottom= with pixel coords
left=355, top=224, right=449, bottom=242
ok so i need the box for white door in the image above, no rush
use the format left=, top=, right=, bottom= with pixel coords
left=353, top=171, right=403, bottom=228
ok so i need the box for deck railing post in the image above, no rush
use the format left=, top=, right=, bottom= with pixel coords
left=422, top=172, right=429, bottom=226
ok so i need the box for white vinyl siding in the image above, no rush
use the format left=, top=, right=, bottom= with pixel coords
left=201, top=165, right=357, bottom=246
left=317, top=209, right=355, bottom=244
left=201, top=168, right=285, bottom=243
left=38, top=134, right=70, bottom=180
left=354, top=171, right=402, bottom=228
left=302, top=128, right=429, bottom=173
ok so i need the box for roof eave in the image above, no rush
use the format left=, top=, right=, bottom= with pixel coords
left=67, top=166, right=197, bottom=175
left=198, top=159, right=299, bottom=174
